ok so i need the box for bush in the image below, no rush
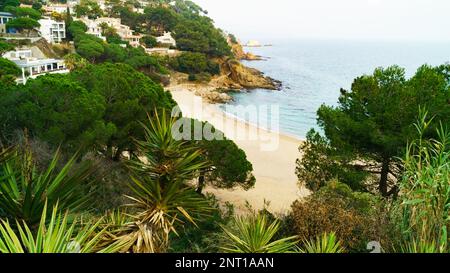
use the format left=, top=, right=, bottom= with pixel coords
left=290, top=180, right=390, bottom=252
left=141, top=35, right=158, bottom=48
left=169, top=196, right=234, bottom=253
left=188, top=74, right=196, bottom=81
left=171, top=52, right=220, bottom=75
left=68, top=20, right=88, bottom=37
left=186, top=72, right=214, bottom=83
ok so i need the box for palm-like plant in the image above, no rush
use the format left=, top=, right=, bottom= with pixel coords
left=128, top=111, right=210, bottom=182
left=0, top=203, right=123, bottom=253
left=106, top=110, right=213, bottom=253
left=299, top=232, right=345, bottom=253
left=0, top=148, right=95, bottom=227
left=220, top=214, right=299, bottom=253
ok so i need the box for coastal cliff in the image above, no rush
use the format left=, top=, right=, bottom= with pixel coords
left=167, top=34, right=280, bottom=103
left=218, top=37, right=280, bottom=90
left=231, top=42, right=262, bottom=61
left=214, top=58, right=280, bottom=90
left=168, top=57, right=280, bottom=103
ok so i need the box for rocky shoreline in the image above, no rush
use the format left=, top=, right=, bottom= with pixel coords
left=167, top=41, right=281, bottom=104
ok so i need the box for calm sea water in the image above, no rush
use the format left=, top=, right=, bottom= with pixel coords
left=220, top=39, right=450, bottom=138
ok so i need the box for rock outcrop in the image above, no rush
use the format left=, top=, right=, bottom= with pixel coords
left=231, top=42, right=262, bottom=61
left=213, top=58, right=280, bottom=90
left=166, top=37, right=281, bottom=104
left=196, top=89, right=233, bottom=103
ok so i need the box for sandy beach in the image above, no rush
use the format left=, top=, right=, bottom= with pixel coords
left=167, top=85, right=309, bottom=214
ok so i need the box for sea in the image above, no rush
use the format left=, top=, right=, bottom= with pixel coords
left=219, top=39, right=450, bottom=139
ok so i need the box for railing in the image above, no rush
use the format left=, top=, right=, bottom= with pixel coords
left=0, top=33, right=40, bottom=38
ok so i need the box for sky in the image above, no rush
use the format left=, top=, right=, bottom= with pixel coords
left=192, top=0, right=450, bottom=43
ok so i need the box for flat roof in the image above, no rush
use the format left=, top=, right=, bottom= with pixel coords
left=0, top=12, right=14, bottom=17
left=12, top=58, right=64, bottom=67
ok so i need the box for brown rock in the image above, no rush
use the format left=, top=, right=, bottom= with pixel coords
left=219, top=58, right=280, bottom=90
left=231, top=42, right=263, bottom=61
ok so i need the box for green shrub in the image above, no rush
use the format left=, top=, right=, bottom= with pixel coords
left=169, top=196, right=234, bottom=253
left=171, top=52, right=220, bottom=75
left=141, top=35, right=158, bottom=48
left=195, top=72, right=212, bottom=82
left=188, top=73, right=196, bottom=81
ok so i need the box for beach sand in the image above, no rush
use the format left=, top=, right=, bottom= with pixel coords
left=168, top=86, right=309, bottom=214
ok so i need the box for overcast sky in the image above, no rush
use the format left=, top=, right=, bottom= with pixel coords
left=192, top=0, right=450, bottom=43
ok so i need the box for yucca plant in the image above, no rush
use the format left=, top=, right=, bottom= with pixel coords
left=398, top=111, right=450, bottom=253
left=0, top=203, right=123, bottom=253
left=128, top=110, right=210, bottom=182
left=220, top=214, right=299, bottom=253
left=106, top=110, right=213, bottom=253
left=299, top=232, right=345, bottom=253
left=0, top=148, right=96, bottom=227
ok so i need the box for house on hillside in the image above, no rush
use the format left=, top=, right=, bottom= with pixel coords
left=76, top=17, right=106, bottom=41
left=156, top=32, right=176, bottom=47
left=19, top=4, right=33, bottom=8
left=38, top=18, right=66, bottom=43
left=3, top=48, right=68, bottom=84
left=95, top=17, right=142, bottom=47
left=43, top=4, right=73, bottom=15
left=0, top=12, right=16, bottom=34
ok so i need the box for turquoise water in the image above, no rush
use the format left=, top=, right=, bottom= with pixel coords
left=221, top=39, right=450, bottom=138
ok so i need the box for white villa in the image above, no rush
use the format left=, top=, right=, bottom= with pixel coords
left=95, top=17, right=141, bottom=47
left=76, top=17, right=106, bottom=41
left=3, top=48, right=68, bottom=84
left=38, top=18, right=66, bottom=43
left=156, top=32, right=176, bottom=47
left=43, top=4, right=68, bottom=14
left=42, top=0, right=79, bottom=14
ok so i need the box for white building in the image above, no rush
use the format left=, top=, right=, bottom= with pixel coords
left=38, top=18, right=66, bottom=43
left=3, top=49, right=68, bottom=84
left=95, top=17, right=141, bottom=47
left=76, top=17, right=106, bottom=41
left=156, top=32, right=176, bottom=47
left=43, top=4, right=72, bottom=14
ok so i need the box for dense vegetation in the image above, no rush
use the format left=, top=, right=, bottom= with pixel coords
left=293, top=65, right=450, bottom=253
left=297, top=64, right=450, bottom=196
left=0, top=0, right=449, bottom=254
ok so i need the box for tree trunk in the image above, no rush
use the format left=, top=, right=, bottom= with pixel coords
left=379, top=156, right=390, bottom=197
left=196, top=172, right=206, bottom=194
